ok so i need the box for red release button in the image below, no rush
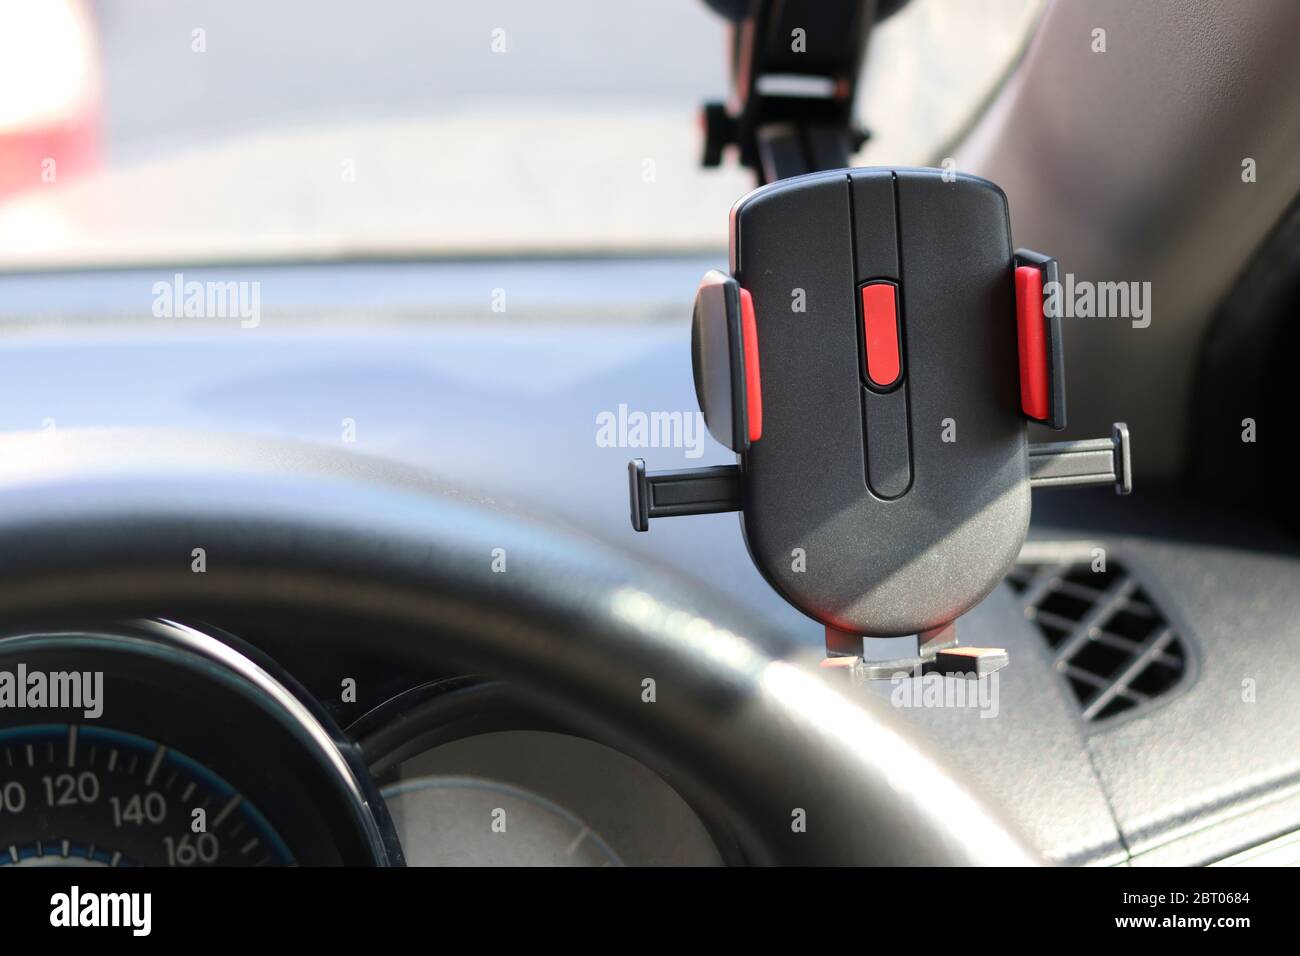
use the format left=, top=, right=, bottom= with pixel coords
left=739, top=287, right=762, bottom=443
left=1014, top=265, right=1049, bottom=421
left=861, top=281, right=901, bottom=389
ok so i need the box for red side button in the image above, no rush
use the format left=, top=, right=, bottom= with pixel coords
left=1015, top=265, right=1049, bottom=421
left=739, top=287, right=762, bottom=443
left=861, top=281, right=901, bottom=389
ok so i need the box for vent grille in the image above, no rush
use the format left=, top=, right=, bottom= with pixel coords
left=1004, top=560, right=1187, bottom=723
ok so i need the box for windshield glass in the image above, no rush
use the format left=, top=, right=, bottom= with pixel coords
left=0, top=0, right=1041, bottom=270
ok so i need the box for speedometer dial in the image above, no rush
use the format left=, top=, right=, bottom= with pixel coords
left=0, top=623, right=395, bottom=866
left=0, top=724, right=292, bottom=867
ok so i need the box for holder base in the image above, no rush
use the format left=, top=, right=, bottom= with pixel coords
left=821, top=623, right=1008, bottom=681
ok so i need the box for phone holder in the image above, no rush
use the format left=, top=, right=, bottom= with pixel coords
left=628, top=167, right=1132, bottom=679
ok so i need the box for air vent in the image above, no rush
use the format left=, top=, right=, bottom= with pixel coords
left=1004, top=560, right=1188, bottom=723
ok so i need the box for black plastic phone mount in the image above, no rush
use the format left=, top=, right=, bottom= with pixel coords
left=627, top=166, right=1133, bottom=680
left=700, top=0, right=880, bottom=184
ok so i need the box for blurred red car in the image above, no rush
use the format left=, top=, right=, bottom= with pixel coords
left=0, top=0, right=100, bottom=202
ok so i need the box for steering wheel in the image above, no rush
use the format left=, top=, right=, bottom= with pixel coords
left=0, top=429, right=1037, bottom=866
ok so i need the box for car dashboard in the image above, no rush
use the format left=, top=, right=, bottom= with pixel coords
left=3, top=255, right=1300, bottom=868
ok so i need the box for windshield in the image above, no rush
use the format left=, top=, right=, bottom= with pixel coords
left=0, top=0, right=1041, bottom=270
